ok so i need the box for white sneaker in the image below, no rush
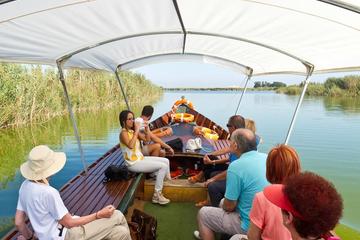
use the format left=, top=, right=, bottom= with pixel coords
left=152, top=191, right=170, bottom=205
left=194, top=230, right=201, bottom=239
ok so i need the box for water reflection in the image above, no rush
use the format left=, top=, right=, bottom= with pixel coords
left=0, top=92, right=360, bottom=235
left=0, top=104, right=144, bottom=189
left=323, top=97, right=360, bottom=114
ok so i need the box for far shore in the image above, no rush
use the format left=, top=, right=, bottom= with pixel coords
left=162, top=87, right=275, bottom=91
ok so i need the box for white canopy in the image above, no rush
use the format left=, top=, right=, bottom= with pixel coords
left=1, top=0, right=360, bottom=76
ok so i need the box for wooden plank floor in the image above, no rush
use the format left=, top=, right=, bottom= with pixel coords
left=3, top=144, right=137, bottom=240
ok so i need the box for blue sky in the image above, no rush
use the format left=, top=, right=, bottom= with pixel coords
left=132, top=62, right=359, bottom=88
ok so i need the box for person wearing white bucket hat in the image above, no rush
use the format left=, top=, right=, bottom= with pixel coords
left=15, top=145, right=131, bottom=240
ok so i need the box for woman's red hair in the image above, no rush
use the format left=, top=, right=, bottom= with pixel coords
left=266, top=144, right=301, bottom=184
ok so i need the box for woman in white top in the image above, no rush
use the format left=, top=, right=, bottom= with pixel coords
left=119, top=110, right=171, bottom=205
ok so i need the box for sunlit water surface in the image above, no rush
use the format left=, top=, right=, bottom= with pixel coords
left=0, top=91, right=359, bottom=236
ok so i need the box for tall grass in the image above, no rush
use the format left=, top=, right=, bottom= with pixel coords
left=276, top=75, right=360, bottom=97
left=0, top=63, right=162, bottom=128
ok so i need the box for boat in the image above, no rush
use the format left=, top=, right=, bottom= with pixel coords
left=1, top=0, right=360, bottom=239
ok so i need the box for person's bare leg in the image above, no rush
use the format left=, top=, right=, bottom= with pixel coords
left=146, top=143, right=161, bottom=156
left=159, top=149, right=166, bottom=157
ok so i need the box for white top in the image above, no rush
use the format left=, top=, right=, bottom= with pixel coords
left=17, top=180, right=68, bottom=240
left=0, top=0, right=360, bottom=76
left=135, top=117, right=145, bottom=132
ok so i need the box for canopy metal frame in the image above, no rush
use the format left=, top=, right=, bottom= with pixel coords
left=118, top=52, right=253, bottom=75
left=56, top=61, right=87, bottom=174
left=285, top=65, right=314, bottom=145
left=57, top=31, right=312, bottom=73
left=115, top=67, right=131, bottom=111
left=234, top=70, right=253, bottom=115
left=52, top=5, right=318, bottom=166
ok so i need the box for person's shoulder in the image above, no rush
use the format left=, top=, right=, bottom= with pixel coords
left=255, top=191, right=266, bottom=201
left=37, top=183, right=60, bottom=195
left=251, top=151, right=267, bottom=161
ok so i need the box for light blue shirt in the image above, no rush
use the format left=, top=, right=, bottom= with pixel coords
left=225, top=150, right=268, bottom=232
left=229, top=153, right=238, bottom=163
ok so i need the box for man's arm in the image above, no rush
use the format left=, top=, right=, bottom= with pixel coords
left=149, top=132, right=174, bottom=155
left=222, top=198, right=237, bottom=212
left=59, top=205, right=115, bottom=229
left=209, top=147, right=231, bottom=156
left=15, top=210, right=33, bottom=239
left=204, top=170, right=227, bottom=187
left=223, top=168, right=242, bottom=212
left=247, top=222, right=262, bottom=240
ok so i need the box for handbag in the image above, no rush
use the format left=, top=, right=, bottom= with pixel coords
left=128, top=222, right=141, bottom=240
left=103, top=165, right=133, bottom=182
left=131, top=209, right=157, bottom=240
left=165, top=137, right=183, bottom=152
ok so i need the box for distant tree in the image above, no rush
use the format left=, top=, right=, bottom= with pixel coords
left=254, top=81, right=262, bottom=88
left=270, top=81, right=286, bottom=88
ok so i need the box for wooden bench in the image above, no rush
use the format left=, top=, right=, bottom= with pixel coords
left=2, top=144, right=142, bottom=240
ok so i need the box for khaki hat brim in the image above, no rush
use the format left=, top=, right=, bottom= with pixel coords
left=20, top=152, right=66, bottom=180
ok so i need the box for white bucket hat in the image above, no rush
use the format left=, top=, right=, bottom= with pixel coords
left=20, top=145, right=66, bottom=180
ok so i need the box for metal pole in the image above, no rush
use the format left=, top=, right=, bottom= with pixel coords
left=235, top=73, right=252, bottom=115
left=115, top=68, right=131, bottom=111
left=56, top=62, right=87, bottom=174
left=284, top=66, right=314, bottom=145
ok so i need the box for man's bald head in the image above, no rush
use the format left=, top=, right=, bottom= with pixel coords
left=230, top=128, right=257, bottom=153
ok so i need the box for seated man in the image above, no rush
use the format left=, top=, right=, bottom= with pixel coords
left=264, top=172, right=343, bottom=240
left=190, top=115, right=246, bottom=207
left=195, top=129, right=269, bottom=239
left=136, top=105, right=174, bottom=157
left=15, top=145, right=131, bottom=240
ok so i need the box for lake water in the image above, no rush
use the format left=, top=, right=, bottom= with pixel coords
left=0, top=91, right=359, bottom=236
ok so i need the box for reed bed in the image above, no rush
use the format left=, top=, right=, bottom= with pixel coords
left=0, top=63, right=162, bottom=128
left=276, top=75, right=360, bottom=97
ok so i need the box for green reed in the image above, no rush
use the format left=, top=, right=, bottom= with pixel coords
left=276, top=75, right=360, bottom=97
left=0, top=63, right=162, bottom=128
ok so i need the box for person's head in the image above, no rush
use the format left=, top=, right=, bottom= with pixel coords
left=227, top=115, right=245, bottom=134
left=266, top=144, right=301, bottom=184
left=20, top=145, right=66, bottom=184
left=264, top=172, right=343, bottom=240
left=230, top=128, right=257, bottom=154
left=245, top=119, right=256, bottom=133
left=119, top=110, right=134, bottom=129
left=141, top=105, right=154, bottom=120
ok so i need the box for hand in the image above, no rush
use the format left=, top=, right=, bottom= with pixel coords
left=143, top=121, right=149, bottom=130
left=134, top=121, right=141, bottom=132
left=97, top=205, right=115, bottom=219
left=203, top=155, right=212, bottom=165
left=204, top=178, right=215, bottom=187
left=165, top=145, right=174, bottom=156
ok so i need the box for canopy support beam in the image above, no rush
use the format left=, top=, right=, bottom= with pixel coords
left=115, top=67, right=130, bottom=111
left=56, top=61, right=87, bottom=174
left=172, top=0, right=187, bottom=53
left=235, top=70, right=253, bottom=115
left=284, top=64, right=314, bottom=145
left=56, top=31, right=312, bottom=73
left=118, top=52, right=251, bottom=75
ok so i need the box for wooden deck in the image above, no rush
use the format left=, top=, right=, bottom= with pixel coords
left=3, top=144, right=142, bottom=240
left=3, top=107, right=231, bottom=240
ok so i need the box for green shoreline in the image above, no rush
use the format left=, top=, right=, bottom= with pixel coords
left=336, top=224, right=360, bottom=240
